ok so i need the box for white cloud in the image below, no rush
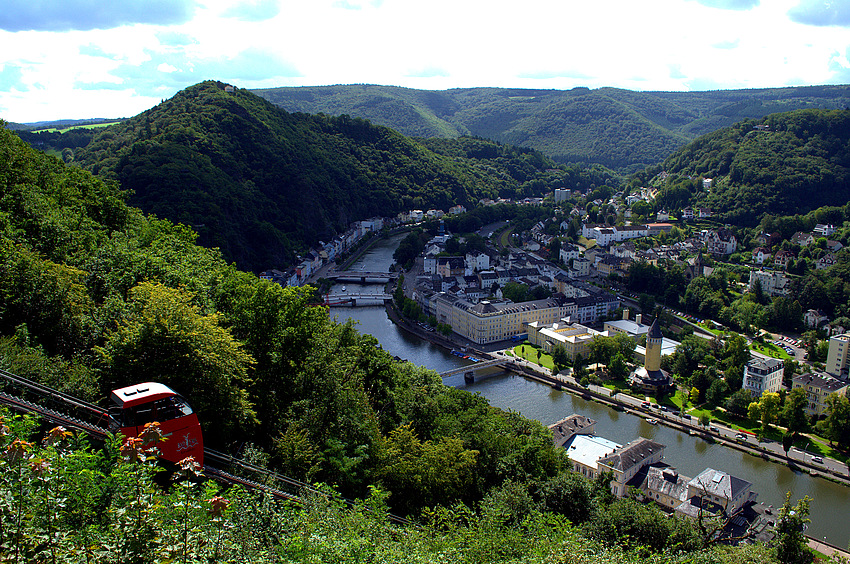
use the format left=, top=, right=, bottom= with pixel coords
left=1, top=0, right=849, bottom=122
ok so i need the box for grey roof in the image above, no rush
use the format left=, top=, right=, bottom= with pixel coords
left=746, top=356, right=783, bottom=372
left=548, top=415, right=596, bottom=448
left=689, top=468, right=752, bottom=501
left=645, top=465, right=691, bottom=503
left=792, top=372, right=847, bottom=393
left=648, top=316, right=662, bottom=339
left=598, top=437, right=665, bottom=473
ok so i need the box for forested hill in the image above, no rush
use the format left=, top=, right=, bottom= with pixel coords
left=69, top=81, right=612, bottom=272
left=655, top=109, right=850, bottom=225
left=252, top=83, right=850, bottom=172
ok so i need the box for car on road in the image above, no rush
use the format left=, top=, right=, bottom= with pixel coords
left=735, top=433, right=749, bottom=442
left=641, top=401, right=650, bottom=408
left=812, top=456, right=824, bottom=464
left=710, top=426, right=719, bottom=432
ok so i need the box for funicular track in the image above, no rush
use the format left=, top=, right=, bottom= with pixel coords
left=0, top=368, right=413, bottom=527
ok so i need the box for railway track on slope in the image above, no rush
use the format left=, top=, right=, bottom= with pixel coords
left=0, top=367, right=413, bottom=526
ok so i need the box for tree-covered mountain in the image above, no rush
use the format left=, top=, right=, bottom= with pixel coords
left=654, top=109, right=850, bottom=225
left=64, top=81, right=613, bottom=272
left=0, top=121, right=797, bottom=563
left=252, top=83, right=850, bottom=172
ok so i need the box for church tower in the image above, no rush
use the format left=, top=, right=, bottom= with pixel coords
left=645, top=316, right=663, bottom=372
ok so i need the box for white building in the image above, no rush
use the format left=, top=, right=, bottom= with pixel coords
left=465, top=251, right=490, bottom=272
left=560, top=244, right=581, bottom=263
left=570, top=257, right=591, bottom=278
left=742, top=356, right=784, bottom=396
left=554, top=188, right=570, bottom=203
left=677, top=468, right=756, bottom=518
left=748, top=269, right=789, bottom=297
left=826, top=333, right=850, bottom=380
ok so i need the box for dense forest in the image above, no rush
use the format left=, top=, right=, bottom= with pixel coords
left=0, top=121, right=806, bottom=564
left=17, top=81, right=613, bottom=272
left=656, top=109, right=850, bottom=225
left=252, top=83, right=850, bottom=172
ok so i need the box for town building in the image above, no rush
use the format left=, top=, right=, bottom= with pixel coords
left=526, top=320, right=606, bottom=360
left=642, top=466, right=691, bottom=511
left=676, top=468, right=756, bottom=519
left=564, top=435, right=620, bottom=480
left=603, top=312, right=649, bottom=340
left=548, top=414, right=596, bottom=448
left=598, top=437, right=666, bottom=498
left=629, top=317, right=672, bottom=394
left=826, top=333, right=850, bottom=379
left=742, top=356, right=784, bottom=396
left=791, top=372, right=848, bottom=417
left=748, top=269, right=789, bottom=297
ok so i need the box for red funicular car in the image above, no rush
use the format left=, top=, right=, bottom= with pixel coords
left=110, top=382, right=204, bottom=466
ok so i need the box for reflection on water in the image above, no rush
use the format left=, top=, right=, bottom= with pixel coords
left=328, top=232, right=850, bottom=547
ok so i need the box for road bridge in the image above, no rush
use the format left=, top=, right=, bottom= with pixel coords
left=326, top=270, right=399, bottom=283
left=439, top=358, right=513, bottom=379
left=323, top=293, right=392, bottom=306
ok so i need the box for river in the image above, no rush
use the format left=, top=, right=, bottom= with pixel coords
left=329, top=233, right=849, bottom=548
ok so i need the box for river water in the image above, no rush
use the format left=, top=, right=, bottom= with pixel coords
left=330, top=234, right=849, bottom=548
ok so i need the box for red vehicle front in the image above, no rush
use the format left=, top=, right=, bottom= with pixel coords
left=109, top=382, right=204, bottom=467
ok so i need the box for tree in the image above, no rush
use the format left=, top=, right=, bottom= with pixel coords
left=781, top=387, right=809, bottom=434
left=747, top=392, right=781, bottom=434
left=818, top=393, right=850, bottom=449
left=550, top=345, right=569, bottom=369
left=549, top=237, right=561, bottom=263
left=689, top=387, right=700, bottom=405
left=608, top=354, right=628, bottom=381
left=726, top=388, right=753, bottom=418
left=96, top=282, right=258, bottom=446
left=705, top=378, right=730, bottom=406
left=774, top=494, right=814, bottom=564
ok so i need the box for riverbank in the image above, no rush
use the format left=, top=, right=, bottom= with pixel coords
left=384, top=292, right=850, bottom=489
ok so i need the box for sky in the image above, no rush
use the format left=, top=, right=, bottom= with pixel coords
left=1, top=0, right=850, bottom=123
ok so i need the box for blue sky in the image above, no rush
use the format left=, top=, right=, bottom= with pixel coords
left=1, top=0, right=849, bottom=122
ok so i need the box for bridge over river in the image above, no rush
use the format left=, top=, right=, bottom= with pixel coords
left=325, top=270, right=399, bottom=284
left=323, top=293, right=392, bottom=306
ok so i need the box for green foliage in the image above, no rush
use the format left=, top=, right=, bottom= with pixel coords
left=252, top=83, right=850, bottom=172
left=774, top=494, right=814, bottom=564
left=94, top=281, right=258, bottom=446
left=0, top=407, right=781, bottom=564
left=30, top=82, right=588, bottom=272
left=663, top=109, right=850, bottom=225
left=817, top=393, right=850, bottom=449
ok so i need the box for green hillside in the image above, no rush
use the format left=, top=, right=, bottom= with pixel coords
left=67, top=81, right=612, bottom=272
left=252, top=84, right=850, bottom=172
left=0, top=122, right=795, bottom=563
left=656, top=109, right=850, bottom=225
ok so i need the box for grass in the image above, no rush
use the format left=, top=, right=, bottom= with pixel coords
left=578, top=236, right=597, bottom=249
left=750, top=341, right=793, bottom=360
left=800, top=434, right=848, bottom=463
left=33, top=121, right=119, bottom=133
left=697, top=322, right=726, bottom=336
left=499, top=228, right=514, bottom=249
left=513, top=344, right=555, bottom=370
